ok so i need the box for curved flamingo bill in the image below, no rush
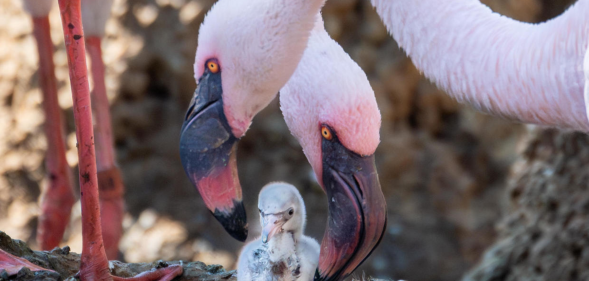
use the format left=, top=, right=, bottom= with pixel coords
left=315, top=130, right=387, bottom=281
left=180, top=68, right=248, bottom=242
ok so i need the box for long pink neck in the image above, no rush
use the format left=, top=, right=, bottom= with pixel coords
left=372, top=0, right=589, bottom=131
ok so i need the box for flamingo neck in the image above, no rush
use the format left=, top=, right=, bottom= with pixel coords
left=372, top=0, right=589, bottom=131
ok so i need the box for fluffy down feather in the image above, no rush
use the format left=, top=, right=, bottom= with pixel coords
left=237, top=182, right=320, bottom=281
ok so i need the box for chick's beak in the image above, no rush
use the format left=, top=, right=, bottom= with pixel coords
left=180, top=69, right=248, bottom=242
left=261, top=214, right=285, bottom=244
left=315, top=134, right=387, bottom=281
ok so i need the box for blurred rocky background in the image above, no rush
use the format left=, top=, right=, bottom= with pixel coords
left=463, top=129, right=589, bottom=281
left=0, top=0, right=580, bottom=280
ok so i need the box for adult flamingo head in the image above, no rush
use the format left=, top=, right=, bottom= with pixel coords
left=280, top=19, right=387, bottom=280
left=180, top=0, right=325, bottom=242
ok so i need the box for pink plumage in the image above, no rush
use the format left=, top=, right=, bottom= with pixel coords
left=280, top=17, right=381, bottom=182
left=81, top=0, right=113, bottom=37
left=372, top=0, right=589, bottom=131
left=21, top=0, right=53, bottom=17
left=194, top=0, right=326, bottom=137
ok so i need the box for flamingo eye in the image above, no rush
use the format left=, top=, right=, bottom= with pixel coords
left=285, top=208, right=294, bottom=219
left=321, top=125, right=333, bottom=140
left=206, top=60, right=219, bottom=73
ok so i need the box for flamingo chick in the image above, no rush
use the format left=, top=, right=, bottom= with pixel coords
left=371, top=0, right=589, bottom=131
left=237, top=182, right=319, bottom=281
left=180, top=0, right=325, bottom=241
left=280, top=17, right=387, bottom=281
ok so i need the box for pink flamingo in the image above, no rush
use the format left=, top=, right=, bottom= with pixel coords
left=20, top=0, right=76, bottom=252
left=371, top=0, right=589, bottom=131
left=280, top=17, right=386, bottom=281
left=181, top=0, right=386, bottom=278
left=180, top=0, right=326, bottom=241
left=81, top=0, right=124, bottom=260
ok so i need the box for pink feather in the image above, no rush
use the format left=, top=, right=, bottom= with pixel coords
left=372, top=0, right=589, bottom=131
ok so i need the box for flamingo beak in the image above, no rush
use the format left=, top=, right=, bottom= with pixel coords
left=261, top=214, right=285, bottom=244
left=180, top=69, right=248, bottom=242
left=314, top=132, right=387, bottom=281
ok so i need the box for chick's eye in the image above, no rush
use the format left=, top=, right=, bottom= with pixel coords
left=288, top=208, right=294, bottom=216
left=206, top=60, right=219, bottom=73
left=321, top=125, right=332, bottom=140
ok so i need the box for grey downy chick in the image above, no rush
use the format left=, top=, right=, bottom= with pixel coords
left=238, top=182, right=319, bottom=281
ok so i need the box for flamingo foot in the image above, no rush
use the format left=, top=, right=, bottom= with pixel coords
left=111, top=264, right=183, bottom=281
left=1, top=248, right=182, bottom=281
left=98, top=167, right=125, bottom=260
left=76, top=262, right=183, bottom=281
left=79, top=243, right=185, bottom=281
left=0, top=249, right=57, bottom=277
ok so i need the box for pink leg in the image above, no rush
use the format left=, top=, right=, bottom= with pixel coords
left=57, top=0, right=110, bottom=278
left=97, top=167, right=124, bottom=260
left=0, top=249, right=55, bottom=276
left=86, top=35, right=125, bottom=261
left=31, top=15, right=76, bottom=251
left=57, top=1, right=181, bottom=280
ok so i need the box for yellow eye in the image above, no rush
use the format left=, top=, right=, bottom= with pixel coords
left=207, top=60, right=219, bottom=73
left=321, top=125, right=332, bottom=140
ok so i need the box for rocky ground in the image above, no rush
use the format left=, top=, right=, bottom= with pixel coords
left=463, top=129, right=589, bottom=281
left=0, top=0, right=579, bottom=280
left=0, top=231, right=236, bottom=280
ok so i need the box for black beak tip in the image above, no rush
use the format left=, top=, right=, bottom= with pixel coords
left=314, top=270, right=329, bottom=281
left=212, top=201, right=248, bottom=242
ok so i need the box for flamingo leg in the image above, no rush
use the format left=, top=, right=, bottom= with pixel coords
left=56, top=1, right=181, bottom=279
left=57, top=0, right=110, bottom=278
left=31, top=15, right=76, bottom=251
left=86, top=36, right=125, bottom=261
